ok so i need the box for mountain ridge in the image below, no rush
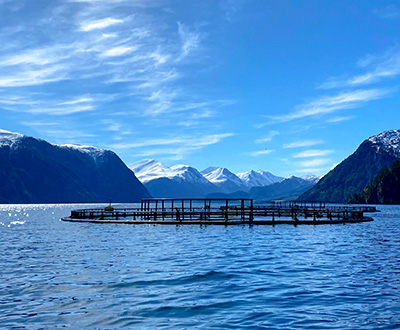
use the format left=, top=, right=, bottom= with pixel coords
left=129, top=159, right=220, bottom=198
left=0, top=130, right=150, bottom=203
left=299, top=129, right=400, bottom=203
left=131, top=158, right=317, bottom=199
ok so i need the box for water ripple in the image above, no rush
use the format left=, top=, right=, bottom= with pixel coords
left=1, top=204, right=400, bottom=329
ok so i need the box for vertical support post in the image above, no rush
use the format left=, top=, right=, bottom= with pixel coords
left=250, top=199, right=254, bottom=221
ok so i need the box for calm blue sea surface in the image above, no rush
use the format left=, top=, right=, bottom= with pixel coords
left=1, top=203, right=400, bottom=329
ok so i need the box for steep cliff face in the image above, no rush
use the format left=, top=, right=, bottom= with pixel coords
left=299, top=130, right=400, bottom=203
left=348, top=160, right=400, bottom=204
left=0, top=130, right=150, bottom=203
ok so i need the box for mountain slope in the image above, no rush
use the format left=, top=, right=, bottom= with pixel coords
left=249, top=176, right=316, bottom=201
left=299, top=129, right=400, bottom=203
left=348, top=160, right=400, bottom=204
left=0, top=130, right=150, bottom=203
left=205, top=176, right=316, bottom=201
left=130, top=160, right=219, bottom=198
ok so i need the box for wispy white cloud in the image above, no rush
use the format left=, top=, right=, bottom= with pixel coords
left=27, top=97, right=95, bottom=115
left=0, top=66, right=68, bottom=87
left=110, top=132, right=234, bottom=160
left=319, top=48, right=400, bottom=89
left=0, top=49, right=62, bottom=66
left=247, top=149, right=274, bottom=157
left=144, top=90, right=233, bottom=117
left=80, top=17, right=124, bottom=31
left=293, top=149, right=333, bottom=158
left=373, top=5, right=400, bottom=19
left=326, top=115, right=354, bottom=123
left=269, top=88, right=391, bottom=122
left=0, top=93, right=100, bottom=115
left=101, top=46, right=135, bottom=57
left=284, top=140, right=324, bottom=149
left=177, top=22, right=200, bottom=58
left=255, top=130, right=280, bottom=143
left=110, top=133, right=234, bottom=149
left=59, top=97, right=94, bottom=105
left=299, top=158, right=331, bottom=167
left=0, top=0, right=237, bottom=162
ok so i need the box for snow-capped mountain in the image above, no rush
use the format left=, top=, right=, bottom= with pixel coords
left=300, top=129, right=400, bottom=202
left=129, top=159, right=175, bottom=183
left=129, top=159, right=219, bottom=197
left=300, top=173, right=320, bottom=183
left=0, top=130, right=149, bottom=203
left=0, top=129, right=23, bottom=143
left=201, top=166, right=246, bottom=193
left=130, top=158, right=317, bottom=198
left=236, top=170, right=283, bottom=188
left=368, top=129, right=400, bottom=158
left=130, top=159, right=213, bottom=185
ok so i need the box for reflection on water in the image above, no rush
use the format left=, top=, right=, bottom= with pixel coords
left=1, top=203, right=400, bottom=329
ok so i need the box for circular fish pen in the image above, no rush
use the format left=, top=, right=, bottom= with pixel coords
left=62, top=198, right=377, bottom=225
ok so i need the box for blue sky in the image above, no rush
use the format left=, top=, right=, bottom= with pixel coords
left=1, top=0, right=400, bottom=177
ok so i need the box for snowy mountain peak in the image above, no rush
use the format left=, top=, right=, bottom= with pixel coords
left=130, top=159, right=167, bottom=175
left=129, top=159, right=172, bottom=183
left=237, top=169, right=283, bottom=188
left=201, top=166, right=243, bottom=185
left=368, top=129, right=400, bottom=158
left=300, top=173, right=320, bottom=182
left=0, top=129, right=24, bottom=146
left=130, top=159, right=210, bottom=185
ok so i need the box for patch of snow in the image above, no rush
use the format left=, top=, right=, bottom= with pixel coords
left=0, top=129, right=24, bottom=147
left=59, top=144, right=107, bottom=158
left=368, top=129, right=400, bottom=158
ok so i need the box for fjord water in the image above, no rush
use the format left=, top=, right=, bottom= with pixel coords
left=1, top=204, right=400, bottom=329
